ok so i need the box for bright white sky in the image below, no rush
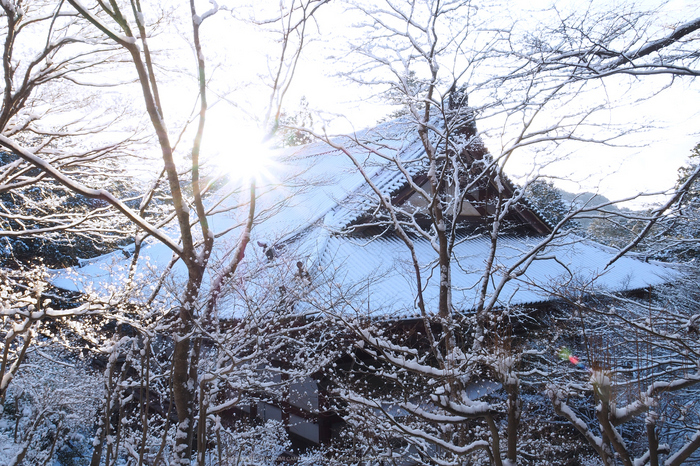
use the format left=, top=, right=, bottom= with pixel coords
left=153, top=0, right=700, bottom=208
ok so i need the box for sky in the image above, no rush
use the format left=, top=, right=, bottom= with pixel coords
left=151, top=0, right=700, bottom=208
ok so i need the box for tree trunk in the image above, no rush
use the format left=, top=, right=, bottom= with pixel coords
left=506, top=382, right=520, bottom=464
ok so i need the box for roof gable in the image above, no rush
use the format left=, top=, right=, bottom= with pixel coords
left=285, top=116, right=553, bottom=236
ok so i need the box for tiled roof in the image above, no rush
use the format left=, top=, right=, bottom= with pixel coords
left=281, top=116, right=554, bottom=234
left=50, top=117, right=679, bottom=319
left=309, top=232, right=676, bottom=319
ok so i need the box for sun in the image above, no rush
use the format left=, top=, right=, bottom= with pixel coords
left=206, top=126, right=281, bottom=187
left=217, top=139, right=277, bottom=183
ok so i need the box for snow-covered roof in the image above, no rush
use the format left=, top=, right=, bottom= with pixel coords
left=309, top=232, right=675, bottom=319
left=50, top=117, right=679, bottom=318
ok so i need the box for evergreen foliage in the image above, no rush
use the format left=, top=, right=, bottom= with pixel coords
left=0, top=151, right=141, bottom=268
left=278, top=97, right=315, bottom=147
left=657, top=142, right=700, bottom=261
left=524, top=179, right=579, bottom=230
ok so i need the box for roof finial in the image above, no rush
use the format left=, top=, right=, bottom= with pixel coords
left=448, top=82, right=468, bottom=111
left=447, top=83, right=477, bottom=137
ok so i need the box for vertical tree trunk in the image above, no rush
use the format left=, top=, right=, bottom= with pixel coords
left=506, top=381, right=521, bottom=464
left=647, top=417, right=659, bottom=466
left=486, top=415, right=504, bottom=466
left=172, top=334, right=193, bottom=462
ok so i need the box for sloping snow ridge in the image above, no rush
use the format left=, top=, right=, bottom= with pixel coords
left=50, top=118, right=678, bottom=319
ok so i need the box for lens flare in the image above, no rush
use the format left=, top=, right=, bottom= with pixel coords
left=558, top=347, right=589, bottom=371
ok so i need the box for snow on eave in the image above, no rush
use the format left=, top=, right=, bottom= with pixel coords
left=310, top=231, right=680, bottom=321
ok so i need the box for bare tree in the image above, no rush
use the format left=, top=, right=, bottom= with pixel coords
left=286, top=0, right=700, bottom=464
left=544, top=276, right=700, bottom=466
left=0, top=0, right=329, bottom=464
left=519, top=4, right=700, bottom=79
left=0, top=0, right=698, bottom=464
